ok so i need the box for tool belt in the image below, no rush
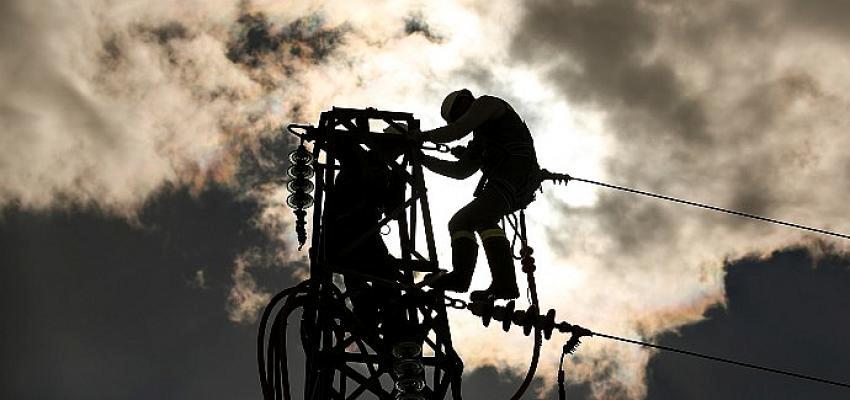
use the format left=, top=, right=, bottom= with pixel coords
left=474, top=162, right=541, bottom=211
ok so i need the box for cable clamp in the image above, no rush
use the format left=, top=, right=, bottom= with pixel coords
left=421, top=142, right=450, bottom=153
left=443, top=296, right=468, bottom=310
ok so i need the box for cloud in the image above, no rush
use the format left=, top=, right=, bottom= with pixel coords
left=227, top=252, right=271, bottom=323
left=507, top=0, right=850, bottom=397
left=0, top=0, right=432, bottom=328
left=2, top=1, right=246, bottom=210
left=6, top=0, right=850, bottom=398
left=404, top=11, right=446, bottom=44
left=0, top=184, right=299, bottom=399
left=509, top=0, right=709, bottom=143
left=647, top=246, right=850, bottom=399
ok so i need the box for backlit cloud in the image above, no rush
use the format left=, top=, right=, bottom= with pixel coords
left=3, top=1, right=850, bottom=398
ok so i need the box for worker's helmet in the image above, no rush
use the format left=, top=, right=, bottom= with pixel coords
left=440, top=89, right=474, bottom=123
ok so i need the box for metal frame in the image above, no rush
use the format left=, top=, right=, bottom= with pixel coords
left=292, top=107, right=463, bottom=399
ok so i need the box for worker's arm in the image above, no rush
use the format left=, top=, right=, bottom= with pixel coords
left=423, top=96, right=505, bottom=143
left=420, top=139, right=483, bottom=179
left=420, top=155, right=480, bottom=179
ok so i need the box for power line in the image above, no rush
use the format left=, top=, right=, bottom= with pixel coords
left=537, top=172, right=850, bottom=390
left=591, top=331, right=850, bottom=390
left=542, top=171, right=850, bottom=241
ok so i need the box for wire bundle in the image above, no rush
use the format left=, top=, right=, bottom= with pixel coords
left=258, top=281, right=311, bottom=400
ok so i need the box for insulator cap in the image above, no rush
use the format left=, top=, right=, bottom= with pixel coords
left=288, top=146, right=313, bottom=164
left=468, top=301, right=494, bottom=327
left=521, top=305, right=539, bottom=336
left=287, top=178, right=314, bottom=193
left=287, top=164, right=315, bottom=179
left=521, top=256, right=536, bottom=273
left=542, top=309, right=557, bottom=339
left=393, top=360, right=424, bottom=380
left=501, top=301, right=516, bottom=332
left=286, top=192, right=314, bottom=209
left=395, top=377, right=425, bottom=393
left=392, top=342, right=422, bottom=359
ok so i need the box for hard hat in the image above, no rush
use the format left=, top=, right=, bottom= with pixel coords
left=440, top=89, right=474, bottom=122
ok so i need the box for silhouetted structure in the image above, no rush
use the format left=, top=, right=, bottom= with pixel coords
left=260, top=107, right=464, bottom=400
left=257, top=102, right=850, bottom=400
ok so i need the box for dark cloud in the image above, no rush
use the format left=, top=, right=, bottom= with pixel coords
left=510, top=0, right=709, bottom=143
left=236, top=132, right=296, bottom=190
left=0, top=181, right=579, bottom=399
left=404, top=12, right=444, bottom=43
left=514, top=0, right=850, bottom=286
left=0, top=184, right=297, bottom=399
left=783, top=0, right=850, bottom=37
left=448, top=366, right=560, bottom=400
left=129, top=22, right=194, bottom=66
left=647, top=246, right=850, bottom=399
left=227, top=13, right=348, bottom=69
left=7, top=0, right=850, bottom=397
left=143, top=21, right=191, bottom=45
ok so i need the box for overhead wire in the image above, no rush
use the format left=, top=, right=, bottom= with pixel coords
left=591, top=331, right=850, bottom=390
left=265, top=152, right=850, bottom=397
left=539, top=172, right=850, bottom=395
left=557, top=173, right=850, bottom=241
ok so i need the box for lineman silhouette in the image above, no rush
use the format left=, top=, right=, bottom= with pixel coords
left=419, top=89, right=540, bottom=301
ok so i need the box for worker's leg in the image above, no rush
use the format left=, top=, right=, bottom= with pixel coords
left=470, top=226, right=519, bottom=301
left=428, top=212, right=478, bottom=292
left=430, top=188, right=512, bottom=292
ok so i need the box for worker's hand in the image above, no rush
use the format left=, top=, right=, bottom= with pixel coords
left=450, top=145, right=467, bottom=159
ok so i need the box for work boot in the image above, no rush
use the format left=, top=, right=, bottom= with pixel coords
left=428, top=236, right=477, bottom=292
left=470, top=236, right=519, bottom=302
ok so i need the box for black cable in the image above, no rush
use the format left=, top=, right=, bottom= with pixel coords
left=551, top=174, right=850, bottom=241
left=258, top=281, right=310, bottom=400
left=592, top=331, right=850, bottom=390
left=259, top=284, right=305, bottom=398
left=511, top=211, right=543, bottom=400
left=557, top=350, right=567, bottom=400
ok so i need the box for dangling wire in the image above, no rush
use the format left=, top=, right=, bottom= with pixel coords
left=557, top=333, right=585, bottom=400
left=258, top=281, right=311, bottom=400
left=557, top=350, right=567, bottom=400
left=509, top=210, right=544, bottom=400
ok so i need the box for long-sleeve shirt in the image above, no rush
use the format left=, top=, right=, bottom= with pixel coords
left=420, top=95, right=537, bottom=183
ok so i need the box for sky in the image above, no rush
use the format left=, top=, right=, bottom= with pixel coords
left=2, top=0, right=850, bottom=399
